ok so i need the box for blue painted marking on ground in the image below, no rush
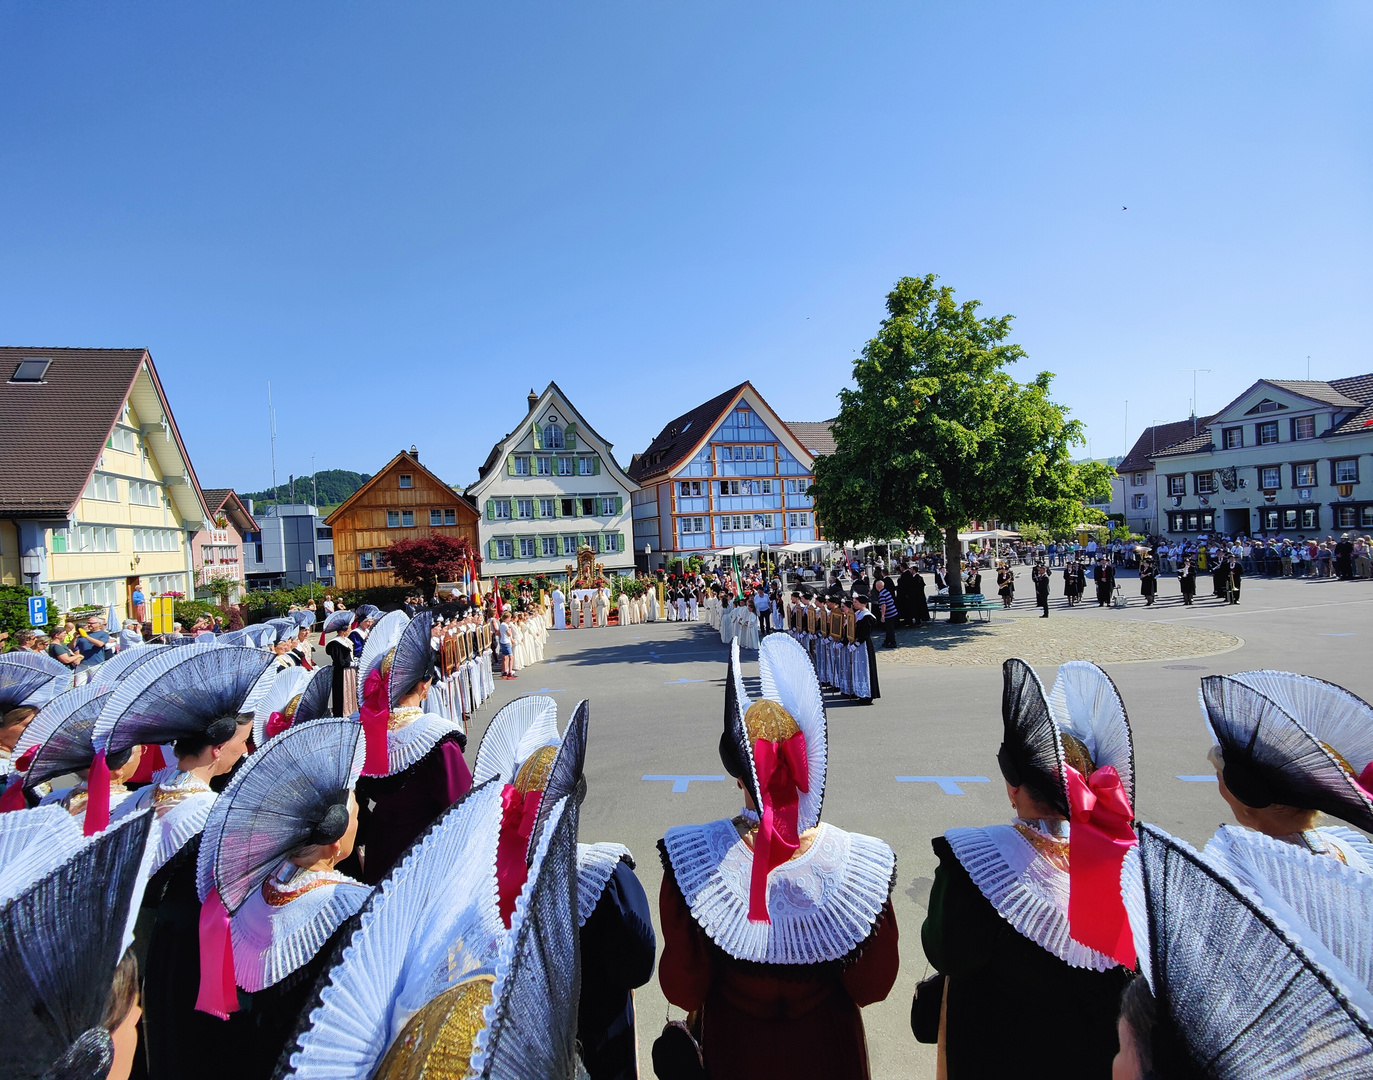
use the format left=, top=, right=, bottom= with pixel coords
left=643, top=774, right=728, bottom=793
left=665, top=677, right=706, bottom=684
left=1321, top=633, right=1356, bottom=637
left=1177, top=775, right=1218, bottom=782
left=896, top=776, right=992, bottom=795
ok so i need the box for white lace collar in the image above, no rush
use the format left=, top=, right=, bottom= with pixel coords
left=662, top=819, right=894, bottom=965
left=112, top=767, right=216, bottom=874
left=576, top=842, right=632, bottom=928
left=231, top=862, right=372, bottom=992
left=945, top=823, right=1117, bottom=971
left=1207, top=824, right=1373, bottom=877
left=383, top=710, right=460, bottom=776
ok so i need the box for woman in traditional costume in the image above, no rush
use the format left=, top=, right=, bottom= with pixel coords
left=319, top=609, right=355, bottom=718
left=193, top=717, right=373, bottom=1077
left=851, top=594, right=880, bottom=705
left=0, top=808, right=155, bottom=1080
left=1198, top=671, right=1373, bottom=874
left=1115, top=823, right=1373, bottom=1078
left=659, top=637, right=899, bottom=1080
left=348, top=610, right=471, bottom=885
left=94, top=644, right=275, bottom=1079
left=0, top=652, right=71, bottom=798
left=918, top=658, right=1136, bottom=1078
left=473, top=695, right=655, bottom=1080
left=277, top=780, right=586, bottom=1079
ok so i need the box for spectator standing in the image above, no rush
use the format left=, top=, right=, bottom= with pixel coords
left=72, top=616, right=113, bottom=668
left=876, top=577, right=897, bottom=647
left=129, top=579, right=147, bottom=623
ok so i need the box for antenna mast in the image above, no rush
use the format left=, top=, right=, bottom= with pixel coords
left=1181, top=369, right=1211, bottom=436
left=268, top=381, right=278, bottom=503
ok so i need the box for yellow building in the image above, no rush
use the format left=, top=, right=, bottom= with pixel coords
left=0, top=348, right=211, bottom=621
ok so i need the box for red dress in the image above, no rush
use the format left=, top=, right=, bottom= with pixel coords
left=658, top=871, right=899, bottom=1080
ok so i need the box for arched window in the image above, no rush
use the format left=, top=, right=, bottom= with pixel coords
left=544, top=424, right=565, bottom=449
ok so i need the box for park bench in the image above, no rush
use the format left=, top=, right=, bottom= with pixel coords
left=926, top=593, right=1000, bottom=623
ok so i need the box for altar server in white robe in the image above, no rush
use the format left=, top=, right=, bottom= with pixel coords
left=552, top=587, right=567, bottom=631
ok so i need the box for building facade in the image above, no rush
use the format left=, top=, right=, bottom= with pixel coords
left=1114, top=421, right=1210, bottom=537
left=1150, top=377, right=1373, bottom=539
left=628, top=382, right=818, bottom=569
left=192, top=489, right=256, bottom=601
left=465, top=384, right=637, bottom=576
left=327, top=449, right=480, bottom=592
left=0, top=347, right=209, bottom=618
left=241, top=503, right=335, bottom=591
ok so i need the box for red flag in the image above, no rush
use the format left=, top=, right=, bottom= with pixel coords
left=494, top=576, right=504, bottom=617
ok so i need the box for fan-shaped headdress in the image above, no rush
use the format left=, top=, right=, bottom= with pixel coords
left=0, top=652, right=72, bottom=716
left=319, top=609, right=352, bottom=645
left=0, top=804, right=84, bottom=905
left=291, top=666, right=335, bottom=726
left=84, top=642, right=164, bottom=686
left=194, top=717, right=367, bottom=1019
left=357, top=611, right=435, bottom=776
left=14, top=684, right=119, bottom=796
left=267, top=617, right=301, bottom=642
left=87, top=644, right=273, bottom=834
left=718, top=635, right=826, bottom=922
left=251, top=666, right=312, bottom=745
left=1122, top=823, right=1373, bottom=1077
left=474, top=695, right=588, bottom=925
left=290, top=609, right=316, bottom=629
left=0, top=808, right=154, bottom=1080
left=1201, top=674, right=1373, bottom=832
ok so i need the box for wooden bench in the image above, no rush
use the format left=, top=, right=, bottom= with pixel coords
left=926, top=593, right=1000, bottom=623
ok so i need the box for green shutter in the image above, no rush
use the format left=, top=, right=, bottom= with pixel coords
left=572, top=498, right=581, bottom=517
left=488, top=539, right=497, bottom=560
left=532, top=499, right=540, bottom=518
left=565, top=424, right=577, bottom=450
left=506, top=455, right=515, bottom=475
left=621, top=531, right=628, bottom=554
left=554, top=499, right=563, bottom=518
left=615, top=496, right=623, bottom=514
left=592, top=458, right=600, bottom=475
left=485, top=499, right=495, bottom=520
left=532, top=424, right=542, bottom=450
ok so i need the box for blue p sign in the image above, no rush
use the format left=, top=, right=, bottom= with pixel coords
left=27, top=596, right=48, bottom=627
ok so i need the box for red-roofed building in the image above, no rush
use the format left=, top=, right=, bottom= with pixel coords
left=191, top=489, right=257, bottom=602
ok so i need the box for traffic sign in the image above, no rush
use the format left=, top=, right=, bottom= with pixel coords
left=27, top=595, right=47, bottom=627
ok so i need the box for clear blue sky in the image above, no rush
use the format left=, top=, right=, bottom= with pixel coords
left=2, top=4, right=1369, bottom=491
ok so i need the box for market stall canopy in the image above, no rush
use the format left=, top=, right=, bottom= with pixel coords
left=775, top=542, right=824, bottom=553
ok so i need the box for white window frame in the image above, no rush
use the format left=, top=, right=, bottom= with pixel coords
left=562, top=535, right=577, bottom=556
left=401, top=510, right=415, bottom=527
left=604, top=533, right=619, bottom=552
left=557, top=457, right=574, bottom=477
left=537, top=456, right=551, bottom=476
left=430, top=510, right=443, bottom=526
left=519, top=538, right=537, bottom=558
left=541, top=536, right=558, bottom=557
left=1294, top=463, right=1317, bottom=488
left=496, top=539, right=514, bottom=559
left=1293, top=416, right=1316, bottom=441
left=514, top=456, right=530, bottom=475
left=399, top=474, right=413, bottom=489
left=1261, top=466, right=1282, bottom=490
left=517, top=499, right=533, bottom=519
left=494, top=500, right=512, bottom=520
left=1167, top=476, right=1185, bottom=497
left=1259, top=421, right=1279, bottom=445
left=387, top=510, right=401, bottom=527
left=1336, top=459, right=1358, bottom=484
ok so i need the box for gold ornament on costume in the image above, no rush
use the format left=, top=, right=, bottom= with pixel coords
left=514, top=744, right=558, bottom=795
left=283, top=693, right=304, bottom=722
left=744, top=699, right=800, bottom=745
left=1014, top=823, right=1071, bottom=872
left=1060, top=732, right=1096, bottom=777
left=381, top=648, right=397, bottom=681
left=374, top=975, right=495, bottom=1080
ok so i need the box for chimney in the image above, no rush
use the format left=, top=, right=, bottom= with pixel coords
left=410, top=444, right=419, bottom=460
left=528, top=388, right=538, bottom=413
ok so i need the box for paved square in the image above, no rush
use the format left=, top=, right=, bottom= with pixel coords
left=466, top=569, right=1373, bottom=1078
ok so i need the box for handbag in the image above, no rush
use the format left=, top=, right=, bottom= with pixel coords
left=910, top=971, right=946, bottom=1044
left=652, top=1014, right=708, bottom=1079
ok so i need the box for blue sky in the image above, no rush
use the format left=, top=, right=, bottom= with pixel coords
left=2, top=3, right=1369, bottom=491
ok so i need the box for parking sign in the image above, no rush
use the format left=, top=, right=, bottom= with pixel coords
left=27, top=595, right=47, bottom=627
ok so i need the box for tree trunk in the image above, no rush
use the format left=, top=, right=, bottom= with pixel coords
left=944, top=525, right=966, bottom=624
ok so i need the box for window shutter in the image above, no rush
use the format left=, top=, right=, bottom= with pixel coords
left=532, top=425, right=542, bottom=450
left=593, top=533, right=602, bottom=552
left=573, top=499, right=581, bottom=517
left=488, top=539, right=497, bottom=560
left=554, top=499, right=563, bottom=518
left=615, top=496, right=623, bottom=514
left=592, top=457, right=600, bottom=475
left=565, top=424, right=577, bottom=450
left=486, top=499, right=495, bottom=520
left=621, top=531, right=628, bottom=553
left=506, top=455, right=515, bottom=476
left=532, top=500, right=540, bottom=518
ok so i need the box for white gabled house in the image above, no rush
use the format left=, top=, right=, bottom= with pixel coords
left=465, top=384, right=638, bottom=576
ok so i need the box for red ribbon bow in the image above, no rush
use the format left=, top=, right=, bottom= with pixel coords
left=496, top=783, right=544, bottom=927
left=195, top=885, right=238, bottom=1019
left=1354, top=761, right=1373, bottom=801
left=1065, top=764, right=1137, bottom=968
left=748, top=731, right=809, bottom=923
left=358, top=668, right=390, bottom=777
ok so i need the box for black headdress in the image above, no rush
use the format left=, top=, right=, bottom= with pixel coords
left=0, top=808, right=154, bottom=1080
left=93, top=643, right=274, bottom=757
left=997, top=658, right=1069, bottom=815
left=292, top=666, right=335, bottom=724
left=15, top=685, right=120, bottom=793
left=1123, top=823, right=1373, bottom=1077
left=1201, top=675, right=1373, bottom=831
left=0, top=652, right=70, bottom=712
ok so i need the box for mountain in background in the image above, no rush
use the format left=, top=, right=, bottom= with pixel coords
left=238, top=469, right=371, bottom=509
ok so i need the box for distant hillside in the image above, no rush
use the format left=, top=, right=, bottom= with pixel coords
left=240, top=469, right=371, bottom=508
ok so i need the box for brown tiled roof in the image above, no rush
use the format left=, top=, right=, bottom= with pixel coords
left=0, top=348, right=148, bottom=517
left=786, top=420, right=836, bottom=457
left=1117, top=417, right=1213, bottom=471
left=1324, top=374, right=1373, bottom=436
left=1152, top=428, right=1218, bottom=458
left=628, top=382, right=748, bottom=483
left=201, top=489, right=259, bottom=533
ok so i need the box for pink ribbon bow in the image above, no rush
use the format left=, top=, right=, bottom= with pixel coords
left=264, top=711, right=291, bottom=741
left=83, top=749, right=112, bottom=836
left=1066, top=764, right=1137, bottom=968
left=495, top=783, right=544, bottom=927
left=195, top=885, right=238, bottom=1019
left=748, top=731, right=809, bottom=923
left=358, top=668, right=390, bottom=777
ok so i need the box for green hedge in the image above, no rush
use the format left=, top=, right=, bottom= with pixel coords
left=0, top=584, right=62, bottom=637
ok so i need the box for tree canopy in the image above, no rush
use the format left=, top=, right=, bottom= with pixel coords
left=811, top=275, right=1111, bottom=616
left=385, top=535, right=481, bottom=600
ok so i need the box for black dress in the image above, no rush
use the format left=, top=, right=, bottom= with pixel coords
left=578, top=861, right=657, bottom=1080
left=324, top=637, right=353, bottom=718
left=919, top=836, right=1130, bottom=1079
left=1139, top=566, right=1157, bottom=600
left=852, top=610, right=881, bottom=701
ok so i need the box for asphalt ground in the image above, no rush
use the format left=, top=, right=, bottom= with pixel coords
left=461, top=567, right=1373, bottom=1079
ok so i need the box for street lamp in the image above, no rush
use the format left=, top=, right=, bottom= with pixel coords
left=644, top=544, right=651, bottom=574
left=306, top=559, right=315, bottom=603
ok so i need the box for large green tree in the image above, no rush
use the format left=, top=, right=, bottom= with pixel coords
left=811, top=275, right=1112, bottom=622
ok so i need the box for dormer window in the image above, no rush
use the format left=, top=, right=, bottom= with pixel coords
left=543, top=424, right=565, bottom=449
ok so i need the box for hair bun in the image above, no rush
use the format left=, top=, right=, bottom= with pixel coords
left=309, top=799, right=351, bottom=845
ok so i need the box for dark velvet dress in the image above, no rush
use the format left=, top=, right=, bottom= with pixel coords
left=919, top=836, right=1130, bottom=1080
left=349, top=733, right=472, bottom=885
left=852, top=611, right=880, bottom=701
left=324, top=638, right=353, bottom=718
left=659, top=868, right=899, bottom=1080
left=578, top=860, right=657, bottom=1080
